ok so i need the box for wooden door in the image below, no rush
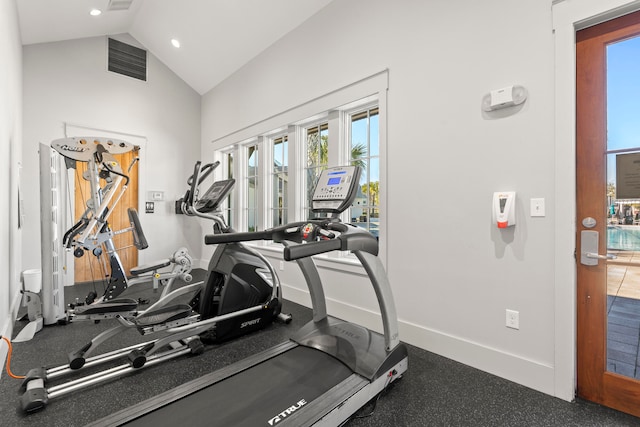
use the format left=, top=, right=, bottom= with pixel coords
left=74, top=150, right=139, bottom=283
left=576, top=10, right=640, bottom=416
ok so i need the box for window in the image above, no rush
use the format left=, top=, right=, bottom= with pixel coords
left=304, top=123, right=329, bottom=219
left=245, top=144, right=259, bottom=232
left=222, top=151, right=234, bottom=229
left=223, top=105, right=380, bottom=236
left=271, top=135, right=288, bottom=227
left=349, top=107, right=379, bottom=237
left=213, top=89, right=385, bottom=261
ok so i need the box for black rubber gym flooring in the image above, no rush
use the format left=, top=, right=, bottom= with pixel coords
left=1, top=270, right=639, bottom=426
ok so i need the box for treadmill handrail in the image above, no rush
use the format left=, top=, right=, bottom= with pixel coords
left=204, top=228, right=275, bottom=244
left=204, top=220, right=379, bottom=257
left=204, top=218, right=399, bottom=351
left=284, top=226, right=378, bottom=260
left=203, top=220, right=310, bottom=245
left=284, top=239, right=342, bottom=260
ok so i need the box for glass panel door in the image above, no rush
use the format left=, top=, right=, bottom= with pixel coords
left=606, top=35, right=640, bottom=379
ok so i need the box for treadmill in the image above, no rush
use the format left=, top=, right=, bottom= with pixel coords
left=87, top=165, right=408, bottom=427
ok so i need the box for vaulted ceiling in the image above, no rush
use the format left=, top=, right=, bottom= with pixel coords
left=16, top=0, right=333, bottom=94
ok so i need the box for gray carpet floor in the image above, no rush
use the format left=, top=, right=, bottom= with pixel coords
left=1, top=270, right=639, bottom=426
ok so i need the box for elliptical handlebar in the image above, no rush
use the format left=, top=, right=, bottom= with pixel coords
left=181, top=160, right=232, bottom=232
left=186, top=161, right=220, bottom=207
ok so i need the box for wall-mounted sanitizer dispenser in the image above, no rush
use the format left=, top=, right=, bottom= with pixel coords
left=493, top=192, right=516, bottom=228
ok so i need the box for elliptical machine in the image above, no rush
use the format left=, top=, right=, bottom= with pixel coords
left=18, top=159, right=290, bottom=413
left=179, top=160, right=291, bottom=341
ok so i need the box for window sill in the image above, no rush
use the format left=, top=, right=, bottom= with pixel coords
left=245, top=241, right=368, bottom=276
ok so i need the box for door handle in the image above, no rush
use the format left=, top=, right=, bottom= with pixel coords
left=580, top=230, right=617, bottom=265
left=585, top=252, right=617, bottom=260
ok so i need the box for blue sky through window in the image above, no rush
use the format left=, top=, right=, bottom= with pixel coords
left=607, top=35, right=640, bottom=184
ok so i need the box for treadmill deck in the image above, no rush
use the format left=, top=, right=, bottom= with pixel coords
left=100, top=344, right=358, bottom=427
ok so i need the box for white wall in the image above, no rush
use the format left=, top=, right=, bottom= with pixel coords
left=9, top=0, right=639, bottom=403
left=22, top=35, right=203, bottom=274
left=0, top=0, right=23, bottom=350
left=202, top=0, right=563, bottom=398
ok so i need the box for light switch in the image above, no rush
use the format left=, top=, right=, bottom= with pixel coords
left=530, top=198, right=545, bottom=217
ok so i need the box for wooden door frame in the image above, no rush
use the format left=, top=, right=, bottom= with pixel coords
left=551, top=0, right=640, bottom=404
left=73, top=149, right=140, bottom=283
left=576, top=9, right=640, bottom=416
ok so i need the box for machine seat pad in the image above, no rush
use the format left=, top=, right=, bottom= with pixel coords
left=134, top=304, right=193, bottom=328
left=74, top=298, right=138, bottom=315
left=130, top=259, right=171, bottom=276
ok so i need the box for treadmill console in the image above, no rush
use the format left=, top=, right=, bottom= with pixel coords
left=311, top=166, right=361, bottom=214
left=195, top=178, right=236, bottom=213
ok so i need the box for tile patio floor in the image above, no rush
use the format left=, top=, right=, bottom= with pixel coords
left=607, top=250, right=640, bottom=378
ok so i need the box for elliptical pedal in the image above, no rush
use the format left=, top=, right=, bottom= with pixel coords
left=134, top=304, right=194, bottom=328
left=71, top=298, right=138, bottom=315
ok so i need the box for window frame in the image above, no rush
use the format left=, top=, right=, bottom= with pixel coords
left=208, top=71, right=388, bottom=266
left=346, top=104, right=380, bottom=237
left=218, top=147, right=235, bottom=230
left=240, top=139, right=260, bottom=233
left=302, top=119, right=330, bottom=221
left=266, top=131, right=290, bottom=229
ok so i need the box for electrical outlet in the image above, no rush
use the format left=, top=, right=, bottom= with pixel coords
left=279, top=261, right=285, bottom=271
left=506, top=309, right=520, bottom=330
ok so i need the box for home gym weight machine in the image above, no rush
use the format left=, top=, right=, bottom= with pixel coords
left=84, top=165, right=408, bottom=427
left=19, top=155, right=290, bottom=413
left=55, top=137, right=195, bottom=322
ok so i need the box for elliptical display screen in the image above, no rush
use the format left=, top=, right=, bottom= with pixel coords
left=195, top=179, right=235, bottom=212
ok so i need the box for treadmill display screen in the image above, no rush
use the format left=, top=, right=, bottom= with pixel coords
left=327, top=177, right=341, bottom=186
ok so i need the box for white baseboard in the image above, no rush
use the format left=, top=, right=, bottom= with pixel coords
left=196, top=258, right=209, bottom=270
left=280, top=283, right=558, bottom=400
left=0, top=331, right=6, bottom=380
left=0, top=299, right=17, bottom=380
left=3, top=290, right=23, bottom=339
left=398, top=318, right=556, bottom=398
left=10, top=289, right=23, bottom=322
left=1, top=291, right=28, bottom=380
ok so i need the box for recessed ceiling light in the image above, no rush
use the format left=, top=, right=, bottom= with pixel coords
left=90, top=9, right=102, bottom=16
left=171, top=39, right=181, bottom=48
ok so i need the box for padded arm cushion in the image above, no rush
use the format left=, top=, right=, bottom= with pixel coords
left=130, top=259, right=171, bottom=276
left=128, top=208, right=149, bottom=250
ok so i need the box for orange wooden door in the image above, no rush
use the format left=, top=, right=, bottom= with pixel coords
left=576, top=10, right=640, bottom=416
left=73, top=150, right=138, bottom=283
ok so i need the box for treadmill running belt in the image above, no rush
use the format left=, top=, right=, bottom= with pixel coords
left=123, top=346, right=354, bottom=427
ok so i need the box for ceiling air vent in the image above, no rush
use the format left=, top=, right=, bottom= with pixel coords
left=107, top=0, right=134, bottom=11
left=108, top=38, right=147, bottom=82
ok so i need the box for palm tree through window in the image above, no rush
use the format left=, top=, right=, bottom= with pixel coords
left=305, top=123, right=329, bottom=219
left=350, top=107, right=379, bottom=237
